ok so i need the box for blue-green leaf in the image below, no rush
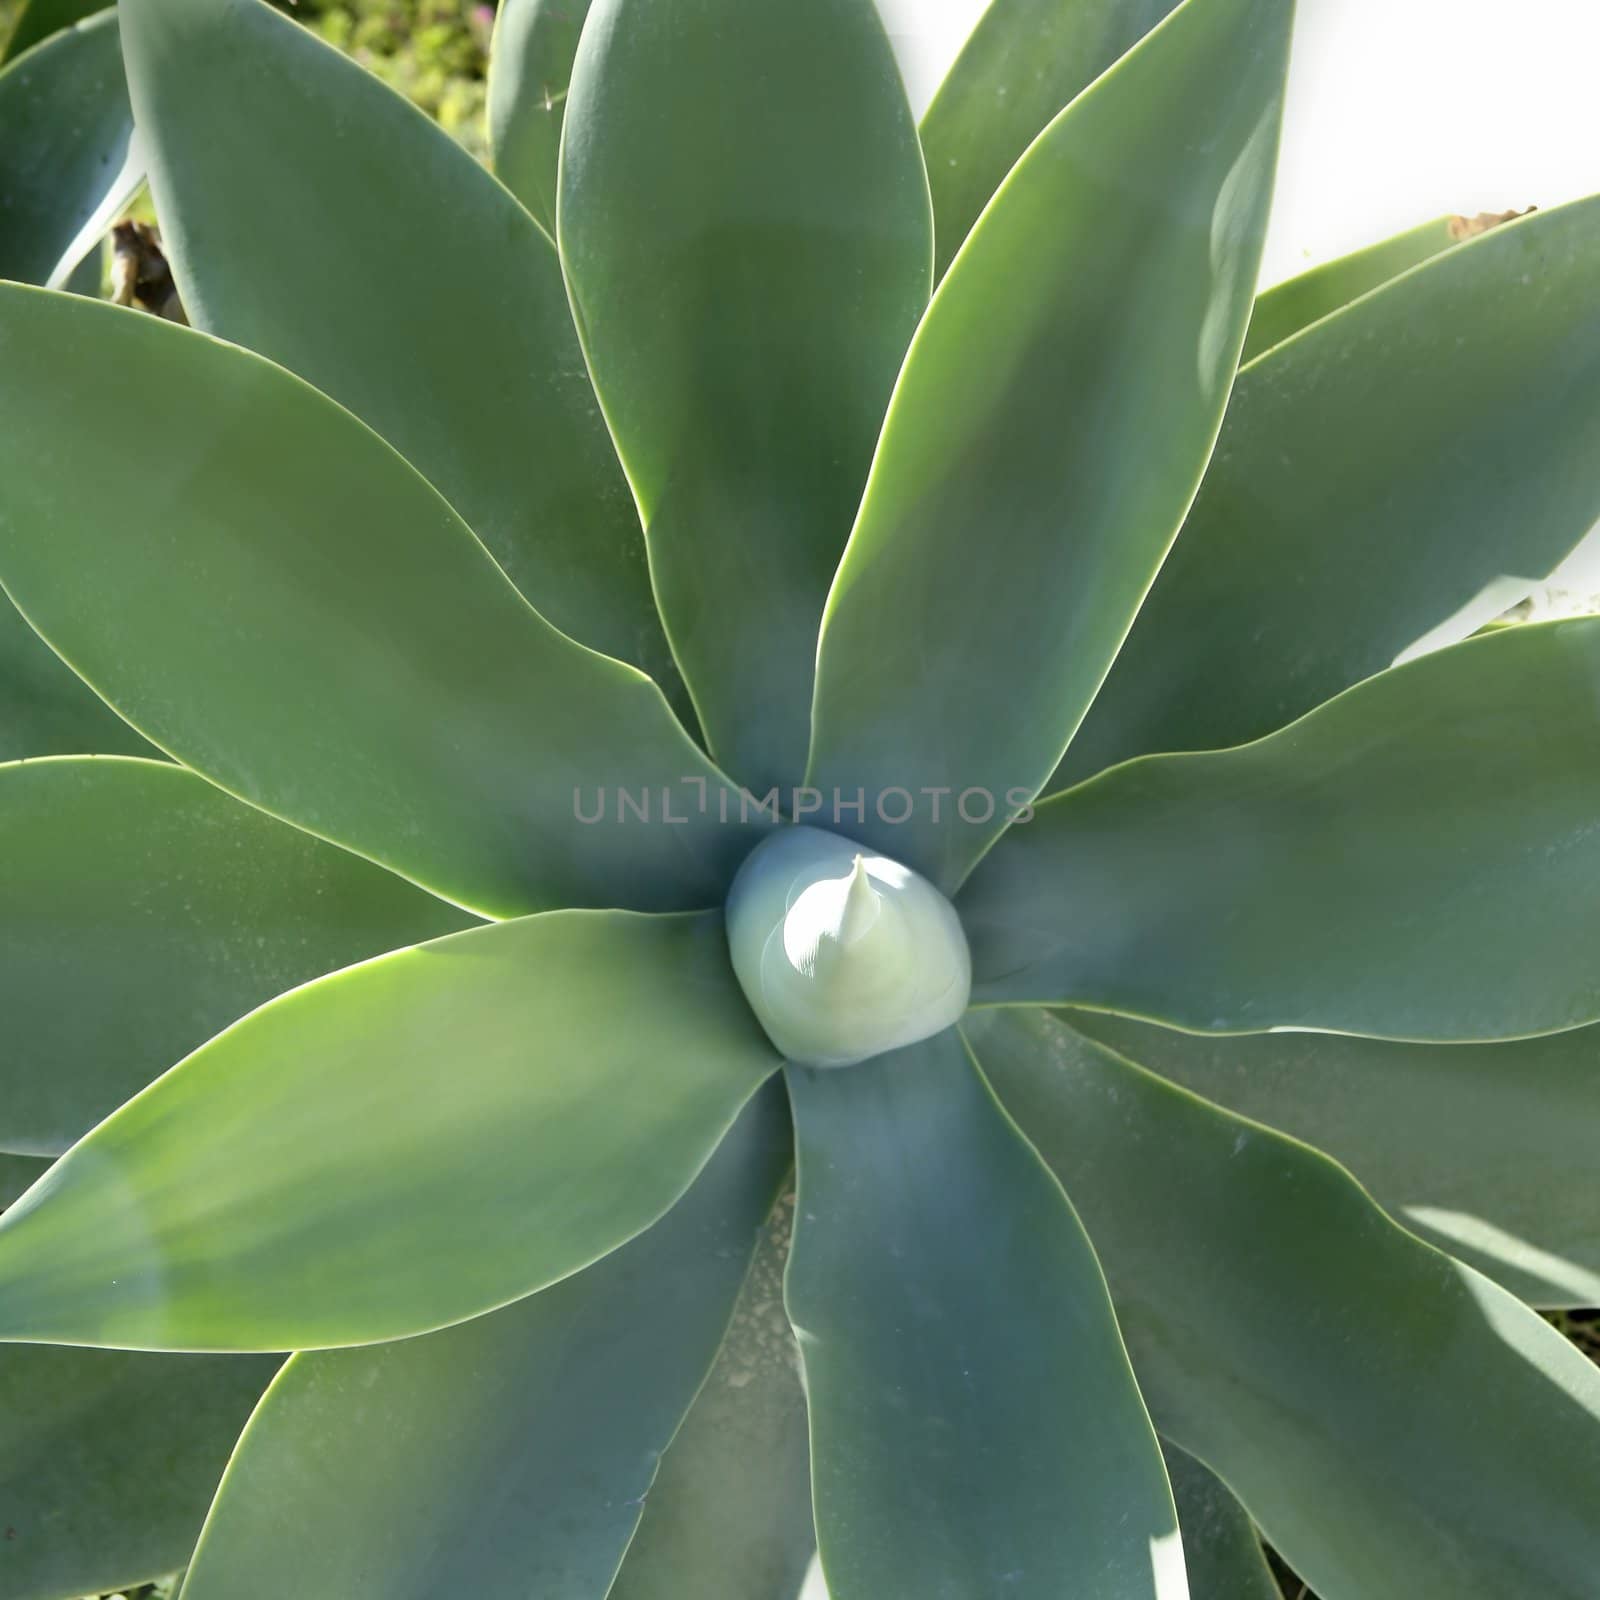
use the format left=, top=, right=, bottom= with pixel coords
left=120, top=0, right=685, bottom=715
left=0, top=910, right=781, bottom=1351
left=807, top=0, right=1291, bottom=891
left=1073, top=1009, right=1600, bottom=1308
left=1164, top=1444, right=1278, bottom=1600
left=179, top=1088, right=790, bottom=1600
left=920, top=0, right=1181, bottom=277
left=559, top=0, right=932, bottom=793
left=969, top=1007, right=1600, bottom=1600
left=0, top=285, right=761, bottom=920
left=1055, top=197, right=1600, bottom=788
left=0, top=756, right=473, bottom=1158
left=787, top=1030, right=1181, bottom=1599
left=962, top=622, right=1600, bottom=1039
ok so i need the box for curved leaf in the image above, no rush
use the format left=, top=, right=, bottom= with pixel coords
left=2, top=0, right=106, bottom=64
left=962, top=621, right=1600, bottom=1039
left=806, top=0, right=1291, bottom=891
left=1055, top=196, right=1600, bottom=788
left=120, top=0, right=684, bottom=714
left=0, top=285, right=761, bottom=921
left=610, top=1187, right=816, bottom=1600
left=560, top=0, right=932, bottom=793
left=0, top=1155, right=45, bottom=1210
left=969, top=1007, right=1600, bottom=1600
left=179, top=1087, right=790, bottom=1600
left=1164, top=1445, right=1278, bottom=1600
left=0, top=9, right=142, bottom=288
left=1073, top=1009, right=1600, bottom=1308
left=487, top=0, right=591, bottom=234
left=786, top=1031, right=1181, bottom=1600
left=0, top=1342, right=274, bottom=1600
left=1241, top=214, right=1460, bottom=363
left=0, top=756, right=473, bottom=1158
left=919, top=0, right=1180, bottom=278
left=0, top=910, right=781, bottom=1352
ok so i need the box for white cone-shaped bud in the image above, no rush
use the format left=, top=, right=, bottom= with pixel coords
left=724, top=826, right=971, bottom=1068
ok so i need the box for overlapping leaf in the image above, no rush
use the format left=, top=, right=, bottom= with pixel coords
left=119, top=0, right=684, bottom=710
left=179, top=1088, right=789, bottom=1599
left=1055, top=197, right=1600, bottom=787
left=963, top=621, right=1600, bottom=1039
left=807, top=0, right=1291, bottom=890
left=787, top=1031, right=1181, bottom=1600
left=0, top=285, right=760, bottom=919
left=0, top=757, right=473, bottom=1157
left=0, top=910, right=780, bottom=1351
left=560, top=0, right=933, bottom=792
left=1074, top=1010, right=1600, bottom=1307
left=1164, top=1445, right=1278, bottom=1600
left=969, top=1008, right=1600, bottom=1600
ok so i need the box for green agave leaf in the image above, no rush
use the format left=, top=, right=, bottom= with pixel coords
left=0, top=285, right=761, bottom=920
left=962, top=621, right=1600, bottom=1039
left=806, top=0, right=1291, bottom=892
left=120, top=0, right=685, bottom=716
left=487, top=0, right=591, bottom=234
left=0, top=1155, right=45, bottom=1210
left=1054, top=195, right=1600, bottom=789
left=1072, top=1009, right=1600, bottom=1308
left=0, top=1336, right=274, bottom=1600
left=1164, top=1444, right=1278, bottom=1600
left=787, top=1031, right=1181, bottom=1600
left=968, top=1008, right=1600, bottom=1600
left=1, top=0, right=106, bottom=63
left=0, top=756, right=473, bottom=1158
left=0, top=910, right=781, bottom=1352
left=1241, top=214, right=1461, bottom=363
left=919, top=0, right=1180, bottom=278
left=559, top=0, right=932, bottom=794
left=179, top=1087, right=790, bottom=1600
left=0, top=9, right=143, bottom=288
left=610, top=1188, right=816, bottom=1600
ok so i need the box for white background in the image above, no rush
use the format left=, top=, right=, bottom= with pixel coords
left=877, top=0, right=1600, bottom=288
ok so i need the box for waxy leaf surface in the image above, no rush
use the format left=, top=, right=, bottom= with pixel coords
left=0, top=286, right=759, bottom=919
left=181, top=1089, right=789, bottom=1600
left=787, top=1031, right=1181, bottom=1600
left=1056, top=197, right=1600, bottom=787
left=964, top=622, right=1600, bottom=1039
left=0, top=911, right=781, bottom=1351
left=808, top=0, right=1290, bottom=890
left=0, top=757, right=473, bottom=1157
left=1164, top=1445, right=1278, bottom=1600
left=970, top=1008, right=1600, bottom=1600
left=560, top=0, right=932, bottom=792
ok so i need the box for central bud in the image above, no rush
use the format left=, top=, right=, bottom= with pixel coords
left=724, top=827, right=971, bottom=1068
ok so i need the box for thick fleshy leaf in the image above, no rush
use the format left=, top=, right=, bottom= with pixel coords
left=2, top=0, right=105, bottom=63
left=487, top=0, right=591, bottom=234
left=0, top=1341, right=275, bottom=1600
left=179, top=1088, right=789, bottom=1600
left=559, top=0, right=932, bottom=793
left=919, top=0, right=1180, bottom=277
left=0, top=756, right=473, bottom=1158
left=786, top=1030, right=1182, bottom=1600
left=0, top=1155, right=45, bottom=1210
left=1241, top=214, right=1459, bottom=363
left=0, top=285, right=762, bottom=920
left=0, top=910, right=781, bottom=1351
left=806, top=0, right=1290, bottom=892
left=1054, top=196, right=1600, bottom=788
left=1164, top=1445, right=1278, bottom=1600
left=120, top=0, right=683, bottom=713
left=969, top=1008, right=1600, bottom=1600
left=1073, top=1010, right=1600, bottom=1308
left=0, top=9, right=143, bottom=288
left=963, top=621, right=1600, bottom=1039
left=610, top=1187, right=816, bottom=1600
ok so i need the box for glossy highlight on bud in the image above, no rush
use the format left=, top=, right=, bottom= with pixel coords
left=723, top=826, right=972, bottom=1068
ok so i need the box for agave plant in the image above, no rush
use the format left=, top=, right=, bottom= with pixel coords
left=3, top=0, right=1600, bottom=1595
